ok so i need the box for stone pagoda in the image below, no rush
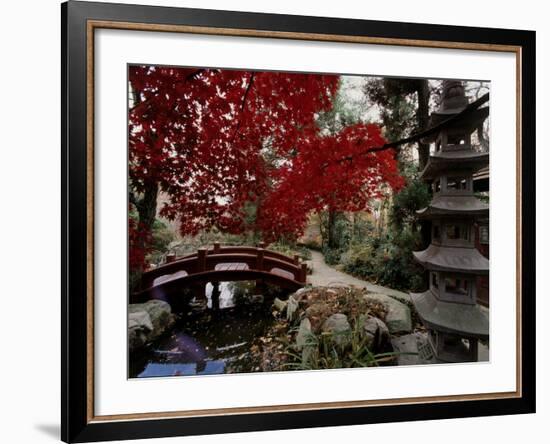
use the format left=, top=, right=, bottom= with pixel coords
left=411, top=80, right=489, bottom=363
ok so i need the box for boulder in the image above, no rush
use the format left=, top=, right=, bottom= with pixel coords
left=129, top=299, right=175, bottom=344
left=305, top=302, right=332, bottom=332
left=364, top=293, right=412, bottom=334
left=291, top=287, right=312, bottom=302
left=286, top=295, right=300, bottom=321
left=358, top=315, right=390, bottom=351
left=295, top=318, right=317, bottom=366
left=273, top=297, right=287, bottom=312
left=391, top=332, right=437, bottom=366
left=321, top=313, right=351, bottom=347
left=295, top=318, right=313, bottom=349
left=128, top=311, right=153, bottom=351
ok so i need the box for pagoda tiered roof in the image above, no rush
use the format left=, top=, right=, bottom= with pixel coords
left=422, top=106, right=489, bottom=143
left=413, top=244, right=489, bottom=274
left=416, top=195, right=489, bottom=218
left=420, top=150, right=489, bottom=180
left=410, top=290, right=489, bottom=339
left=429, top=105, right=489, bottom=124
left=410, top=80, right=491, bottom=362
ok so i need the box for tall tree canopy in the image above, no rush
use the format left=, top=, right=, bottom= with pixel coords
left=364, top=78, right=431, bottom=168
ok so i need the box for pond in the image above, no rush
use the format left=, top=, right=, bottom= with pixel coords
left=129, top=281, right=289, bottom=378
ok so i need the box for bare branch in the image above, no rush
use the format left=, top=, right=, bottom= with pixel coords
left=230, top=73, right=256, bottom=144
left=322, top=92, right=490, bottom=168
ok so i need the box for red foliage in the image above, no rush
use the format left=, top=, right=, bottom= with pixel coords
left=129, top=66, right=339, bottom=238
left=128, top=66, right=404, bottom=262
left=257, top=123, right=405, bottom=242
left=128, top=216, right=153, bottom=271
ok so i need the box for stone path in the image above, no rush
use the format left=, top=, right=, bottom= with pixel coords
left=306, top=249, right=411, bottom=303
left=306, top=250, right=490, bottom=364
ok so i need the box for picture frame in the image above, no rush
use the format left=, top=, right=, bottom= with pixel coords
left=61, top=1, right=536, bottom=442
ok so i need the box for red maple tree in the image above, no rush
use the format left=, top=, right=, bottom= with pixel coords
left=257, top=123, right=405, bottom=242
left=128, top=66, right=403, bottom=269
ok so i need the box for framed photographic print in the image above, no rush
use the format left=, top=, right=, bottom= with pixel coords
left=61, top=1, right=536, bottom=442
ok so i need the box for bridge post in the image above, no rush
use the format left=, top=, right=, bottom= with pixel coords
left=293, top=254, right=300, bottom=265
left=197, top=248, right=207, bottom=272
left=256, top=248, right=264, bottom=270
left=255, top=248, right=266, bottom=295
left=300, top=263, right=308, bottom=283
left=213, top=242, right=221, bottom=254
left=166, top=253, right=176, bottom=263
left=258, top=241, right=266, bottom=249
left=191, top=248, right=208, bottom=302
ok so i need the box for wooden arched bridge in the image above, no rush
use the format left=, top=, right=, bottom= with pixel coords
left=131, top=242, right=307, bottom=307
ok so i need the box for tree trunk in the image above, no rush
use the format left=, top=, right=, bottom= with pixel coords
left=327, top=209, right=338, bottom=249
left=129, top=86, right=159, bottom=235
left=133, top=182, right=159, bottom=272
left=416, top=80, right=432, bottom=252
left=417, top=80, right=430, bottom=170
left=136, top=182, right=158, bottom=233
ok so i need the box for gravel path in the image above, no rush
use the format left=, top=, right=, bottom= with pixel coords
left=306, top=249, right=411, bottom=303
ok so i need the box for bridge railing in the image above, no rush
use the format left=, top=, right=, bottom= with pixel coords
left=174, top=242, right=301, bottom=266
left=140, top=243, right=307, bottom=291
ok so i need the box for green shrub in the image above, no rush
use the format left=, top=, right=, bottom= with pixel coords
left=151, top=219, right=174, bottom=251
left=373, top=229, right=425, bottom=291
left=341, top=243, right=376, bottom=277
left=340, top=228, right=424, bottom=292
left=322, top=246, right=344, bottom=265
left=332, top=176, right=430, bottom=292
left=389, top=177, right=430, bottom=228
left=269, top=241, right=312, bottom=261
left=147, top=219, right=176, bottom=265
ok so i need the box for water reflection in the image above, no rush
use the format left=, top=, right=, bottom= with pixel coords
left=139, top=361, right=225, bottom=377
left=130, top=281, right=286, bottom=378
left=205, top=282, right=234, bottom=309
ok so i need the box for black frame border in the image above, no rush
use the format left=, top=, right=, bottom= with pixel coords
left=62, top=1, right=536, bottom=442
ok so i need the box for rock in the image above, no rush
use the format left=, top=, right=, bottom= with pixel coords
left=291, top=287, right=312, bottom=302
left=129, top=299, right=175, bottom=344
left=358, top=315, right=390, bottom=351
left=391, top=332, right=437, bottom=366
left=295, top=318, right=313, bottom=349
left=364, top=293, right=412, bottom=334
left=273, top=297, right=287, bottom=312
left=321, top=313, right=351, bottom=347
left=128, top=311, right=153, bottom=351
left=295, top=318, right=317, bottom=366
left=305, top=302, right=333, bottom=332
left=286, top=295, right=300, bottom=321
left=363, top=283, right=412, bottom=304
left=129, top=310, right=153, bottom=331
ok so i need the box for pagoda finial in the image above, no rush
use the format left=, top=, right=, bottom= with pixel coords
left=439, top=80, right=469, bottom=113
